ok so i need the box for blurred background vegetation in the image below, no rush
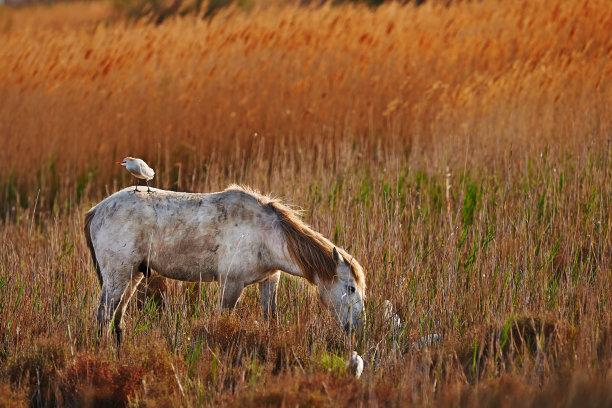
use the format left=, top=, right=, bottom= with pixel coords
left=2, top=0, right=428, bottom=23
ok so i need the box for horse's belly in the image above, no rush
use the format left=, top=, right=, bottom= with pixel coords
left=149, top=227, right=221, bottom=282
left=150, top=252, right=219, bottom=282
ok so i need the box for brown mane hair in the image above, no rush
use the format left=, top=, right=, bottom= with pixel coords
left=225, top=185, right=366, bottom=291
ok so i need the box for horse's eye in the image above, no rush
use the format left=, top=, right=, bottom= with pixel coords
left=346, top=285, right=356, bottom=294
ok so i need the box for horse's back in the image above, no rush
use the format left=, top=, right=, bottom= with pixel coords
left=89, top=187, right=271, bottom=225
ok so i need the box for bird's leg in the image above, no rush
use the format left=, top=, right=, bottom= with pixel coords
left=146, top=180, right=152, bottom=193
left=133, top=179, right=140, bottom=192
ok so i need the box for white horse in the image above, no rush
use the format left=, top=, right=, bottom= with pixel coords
left=85, top=185, right=366, bottom=347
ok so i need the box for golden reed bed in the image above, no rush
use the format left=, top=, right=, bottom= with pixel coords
left=0, top=0, right=609, bottom=204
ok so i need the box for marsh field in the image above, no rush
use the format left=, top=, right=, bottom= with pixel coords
left=0, top=0, right=611, bottom=406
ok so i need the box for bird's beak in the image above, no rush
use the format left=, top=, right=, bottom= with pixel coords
left=116, top=161, right=125, bottom=164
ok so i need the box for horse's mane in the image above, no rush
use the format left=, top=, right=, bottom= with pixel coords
left=225, top=185, right=366, bottom=291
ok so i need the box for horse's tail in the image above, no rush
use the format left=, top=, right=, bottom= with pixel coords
left=85, top=207, right=103, bottom=286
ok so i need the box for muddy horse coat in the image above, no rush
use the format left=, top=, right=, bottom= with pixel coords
left=85, top=185, right=366, bottom=346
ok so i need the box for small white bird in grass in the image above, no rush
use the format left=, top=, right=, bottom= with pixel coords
left=117, top=157, right=155, bottom=192
left=383, top=300, right=403, bottom=332
left=346, top=351, right=364, bottom=379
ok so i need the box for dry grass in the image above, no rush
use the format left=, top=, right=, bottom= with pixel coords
left=0, top=0, right=611, bottom=406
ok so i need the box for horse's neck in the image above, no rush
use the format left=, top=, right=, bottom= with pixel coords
left=273, top=245, right=304, bottom=278
left=267, top=233, right=315, bottom=283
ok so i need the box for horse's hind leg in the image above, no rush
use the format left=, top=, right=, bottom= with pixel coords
left=259, top=271, right=280, bottom=320
left=96, top=285, right=119, bottom=337
left=111, top=274, right=144, bottom=349
left=96, top=272, right=143, bottom=350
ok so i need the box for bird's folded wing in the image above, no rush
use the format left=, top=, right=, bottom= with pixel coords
left=138, top=162, right=155, bottom=179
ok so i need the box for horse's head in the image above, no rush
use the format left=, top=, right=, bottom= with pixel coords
left=317, top=247, right=366, bottom=332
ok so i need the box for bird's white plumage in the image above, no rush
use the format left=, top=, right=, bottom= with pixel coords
left=119, top=157, right=155, bottom=192
left=346, top=351, right=364, bottom=378
left=123, top=157, right=155, bottom=180
left=383, top=300, right=402, bottom=332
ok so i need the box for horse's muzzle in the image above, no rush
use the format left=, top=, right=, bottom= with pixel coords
left=344, top=315, right=364, bottom=333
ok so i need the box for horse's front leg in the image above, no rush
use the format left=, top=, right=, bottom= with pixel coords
left=259, top=271, right=280, bottom=320
left=218, top=280, right=244, bottom=310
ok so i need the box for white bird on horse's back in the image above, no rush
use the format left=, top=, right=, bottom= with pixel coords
left=117, top=157, right=155, bottom=192
left=85, top=185, right=367, bottom=348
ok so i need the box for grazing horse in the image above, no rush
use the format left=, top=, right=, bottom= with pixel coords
left=85, top=185, right=366, bottom=347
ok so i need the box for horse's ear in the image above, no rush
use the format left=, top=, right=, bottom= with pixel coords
left=332, top=247, right=344, bottom=265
